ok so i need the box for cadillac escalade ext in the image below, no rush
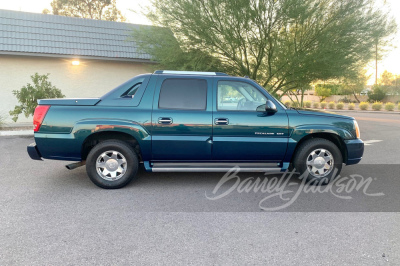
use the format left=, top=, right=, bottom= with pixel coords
left=27, top=70, right=364, bottom=189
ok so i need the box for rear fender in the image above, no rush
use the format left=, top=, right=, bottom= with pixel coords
left=74, top=118, right=151, bottom=159
left=35, top=119, right=150, bottom=160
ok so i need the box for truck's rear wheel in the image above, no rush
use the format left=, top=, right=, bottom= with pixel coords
left=86, top=140, right=139, bottom=189
left=292, top=138, right=343, bottom=185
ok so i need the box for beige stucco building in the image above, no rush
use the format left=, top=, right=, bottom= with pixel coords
left=0, top=9, right=153, bottom=124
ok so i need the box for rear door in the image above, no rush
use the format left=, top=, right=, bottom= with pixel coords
left=212, top=79, right=289, bottom=161
left=151, top=75, right=213, bottom=161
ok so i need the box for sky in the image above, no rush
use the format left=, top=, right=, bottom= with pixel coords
left=0, top=0, right=399, bottom=85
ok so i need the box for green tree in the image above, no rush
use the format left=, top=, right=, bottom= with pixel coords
left=379, top=70, right=400, bottom=95
left=315, top=85, right=332, bottom=102
left=9, top=73, right=65, bottom=122
left=130, top=27, right=228, bottom=72
left=43, top=0, right=126, bottom=21
left=285, top=82, right=312, bottom=107
left=340, top=70, right=370, bottom=102
left=133, top=0, right=396, bottom=96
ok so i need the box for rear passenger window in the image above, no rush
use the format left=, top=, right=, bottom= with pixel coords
left=158, top=79, right=207, bottom=110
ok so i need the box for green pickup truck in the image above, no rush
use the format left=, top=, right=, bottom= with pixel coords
left=28, top=70, right=364, bottom=189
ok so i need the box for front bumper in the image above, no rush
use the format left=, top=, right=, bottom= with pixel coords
left=344, top=139, right=364, bottom=165
left=27, top=143, right=42, bottom=160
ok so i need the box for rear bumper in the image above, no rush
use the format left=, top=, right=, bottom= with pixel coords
left=27, top=143, right=42, bottom=160
left=344, top=139, right=364, bottom=165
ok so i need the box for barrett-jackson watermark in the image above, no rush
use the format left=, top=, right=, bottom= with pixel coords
left=205, top=167, right=384, bottom=211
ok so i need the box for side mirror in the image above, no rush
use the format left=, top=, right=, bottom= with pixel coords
left=257, top=100, right=277, bottom=113
left=265, top=100, right=277, bottom=112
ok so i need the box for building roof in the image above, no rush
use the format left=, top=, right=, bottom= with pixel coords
left=0, top=9, right=152, bottom=62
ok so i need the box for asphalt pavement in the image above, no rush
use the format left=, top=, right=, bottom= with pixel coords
left=0, top=112, right=399, bottom=265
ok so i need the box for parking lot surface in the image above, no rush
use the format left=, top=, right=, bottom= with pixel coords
left=0, top=112, right=399, bottom=265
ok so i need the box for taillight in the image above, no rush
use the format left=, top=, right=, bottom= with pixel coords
left=33, top=105, right=50, bottom=132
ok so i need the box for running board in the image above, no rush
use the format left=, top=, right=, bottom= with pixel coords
left=149, top=162, right=282, bottom=173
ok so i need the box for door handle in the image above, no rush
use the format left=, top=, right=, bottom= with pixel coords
left=215, top=118, right=229, bottom=125
left=158, top=117, right=173, bottom=124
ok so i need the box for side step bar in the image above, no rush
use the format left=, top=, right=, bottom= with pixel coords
left=149, top=162, right=282, bottom=173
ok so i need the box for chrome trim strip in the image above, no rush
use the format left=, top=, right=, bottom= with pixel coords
left=153, top=162, right=279, bottom=167
left=161, top=70, right=217, bottom=75
left=151, top=167, right=282, bottom=173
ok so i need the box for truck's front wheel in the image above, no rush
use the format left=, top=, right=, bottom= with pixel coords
left=86, top=140, right=139, bottom=189
left=292, top=138, right=343, bottom=185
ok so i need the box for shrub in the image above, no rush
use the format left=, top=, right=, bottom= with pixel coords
left=385, top=102, right=394, bottom=111
left=338, top=97, right=352, bottom=103
left=320, top=102, right=327, bottom=108
left=292, top=101, right=301, bottom=108
left=385, top=102, right=395, bottom=111
left=336, top=102, right=344, bottom=110
left=371, top=102, right=383, bottom=111
left=284, top=100, right=291, bottom=107
left=9, top=73, right=64, bottom=122
left=398, top=103, right=400, bottom=111
left=328, top=101, right=335, bottom=109
left=313, top=102, right=320, bottom=108
left=348, top=103, right=355, bottom=110
left=359, top=102, right=369, bottom=110
left=367, top=85, right=386, bottom=102
left=304, top=101, right=312, bottom=108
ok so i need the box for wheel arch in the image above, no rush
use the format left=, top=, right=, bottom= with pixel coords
left=290, top=132, right=348, bottom=165
left=81, top=131, right=143, bottom=161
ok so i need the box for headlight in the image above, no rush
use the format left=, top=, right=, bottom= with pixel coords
left=354, top=120, right=360, bottom=139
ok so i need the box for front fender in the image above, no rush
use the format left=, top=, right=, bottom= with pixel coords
left=283, top=124, right=353, bottom=164
left=289, top=124, right=354, bottom=141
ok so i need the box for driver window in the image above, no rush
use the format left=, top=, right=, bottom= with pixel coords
left=217, top=81, right=266, bottom=111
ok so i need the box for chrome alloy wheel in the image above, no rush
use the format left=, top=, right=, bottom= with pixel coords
left=96, top=150, right=127, bottom=181
left=306, top=148, right=334, bottom=178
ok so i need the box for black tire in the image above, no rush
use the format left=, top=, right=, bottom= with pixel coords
left=86, top=140, right=139, bottom=189
left=292, top=138, right=343, bottom=185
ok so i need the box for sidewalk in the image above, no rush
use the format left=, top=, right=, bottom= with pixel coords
left=0, top=122, right=33, bottom=136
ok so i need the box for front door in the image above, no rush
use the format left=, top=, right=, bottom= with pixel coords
left=212, top=79, right=289, bottom=162
left=151, top=76, right=213, bottom=161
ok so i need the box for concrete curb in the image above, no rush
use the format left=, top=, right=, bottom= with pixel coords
left=0, top=130, right=34, bottom=136
left=324, top=109, right=400, bottom=115
left=309, top=108, right=400, bottom=115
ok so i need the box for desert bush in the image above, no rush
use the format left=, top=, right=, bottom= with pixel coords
left=320, top=102, right=327, bottom=108
left=359, top=102, right=369, bottom=110
left=338, top=97, right=353, bottom=103
left=371, top=102, right=383, bottom=111
left=9, top=73, right=64, bottom=122
left=385, top=102, right=395, bottom=111
left=313, top=102, right=320, bottom=108
left=336, top=102, right=344, bottom=110
left=304, top=101, right=312, bottom=108
left=328, top=101, right=335, bottom=109
left=348, top=103, right=355, bottom=110
left=367, top=85, right=386, bottom=102
left=292, top=101, right=301, bottom=108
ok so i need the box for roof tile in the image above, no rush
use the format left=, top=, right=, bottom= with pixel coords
left=0, top=9, right=151, bottom=61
